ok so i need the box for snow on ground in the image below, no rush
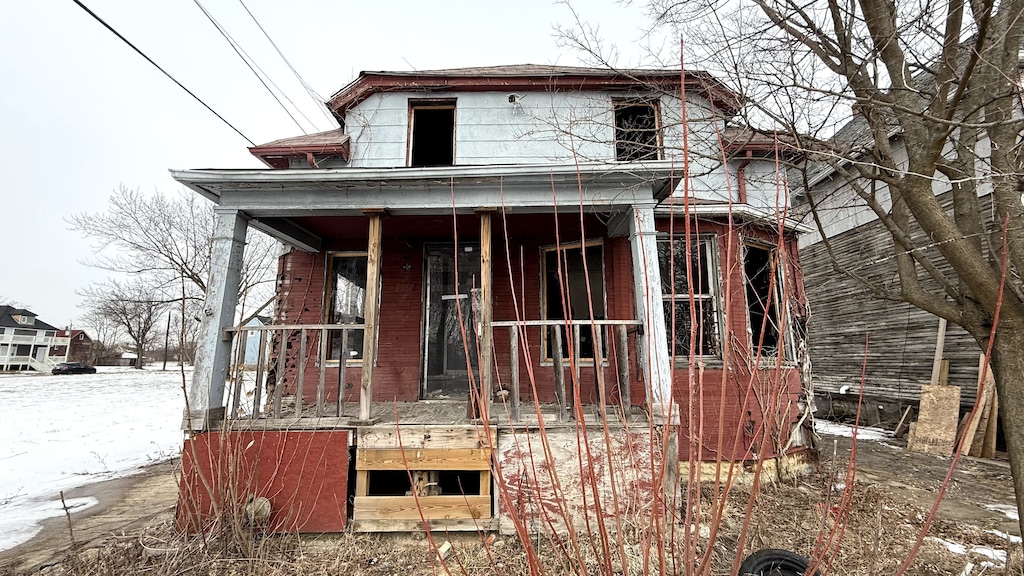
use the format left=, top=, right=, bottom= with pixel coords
left=0, top=366, right=189, bottom=552
left=814, top=420, right=893, bottom=441
left=984, top=503, right=1021, bottom=521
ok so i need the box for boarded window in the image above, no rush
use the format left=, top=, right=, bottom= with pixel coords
left=614, top=99, right=660, bottom=161
left=409, top=100, right=456, bottom=167
left=326, top=253, right=367, bottom=361
left=743, top=244, right=790, bottom=358
left=658, top=235, right=721, bottom=357
left=541, top=242, right=606, bottom=360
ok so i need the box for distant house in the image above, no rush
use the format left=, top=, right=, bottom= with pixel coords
left=53, top=329, right=94, bottom=364
left=0, top=306, right=70, bottom=371
left=96, top=346, right=138, bottom=367
left=242, top=316, right=271, bottom=365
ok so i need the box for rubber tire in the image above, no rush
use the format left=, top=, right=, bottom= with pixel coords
left=738, top=549, right=817, bottom=576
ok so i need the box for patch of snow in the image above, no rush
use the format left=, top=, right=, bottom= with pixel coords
left=0, top=368, right=189, bottom=552
left=987, top=529, right=1022, bottom=544
left=928, top=537, right=1008, bottom=566
left=984, top=504, right=1020, bottom=521
left=814, top=420, right=892, bottom=441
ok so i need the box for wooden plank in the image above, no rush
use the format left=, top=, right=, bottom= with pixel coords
left=509, top=325, right=520, bottom=422
left=480, top=470, right=490, bottom=497
left=295, top=328, right=307, bottom=417
left=552, top=326, right=568, bottom=422
left=478, top=211, right=493, bottom=420
left=983, top=389, right=998, bottom=458
left=351, top=518, right=499, bottom=533
left=356, top=448, right=492, bottom=471
left=593, top=326, right=606, bottom=417
left=961, top=354, right=991, bottom=451
left=490, top=319, right=641, bottom=327
left=616, top=324, right=630, bottom=415
left=893, top=405, right=913, bottom=438
left=229, top=329, right=245, bottom=419
left=907, top=384, right=961, bottom=455
left=360, top=213, right=383, bottom=421
left=336, top=328, right=347, bottom=417
left=355, top=470, right=369, bottom=497
left=272, top=330, right=284, bottom=418
left=357, top=426, right=496, bottom=449
left=970, top=364, right=996, bottom=456
left=352, top=495, right=491, bottom=520
left=929, top=318, right=948, bottom=385
left=316, top=328, right=327, bottom=417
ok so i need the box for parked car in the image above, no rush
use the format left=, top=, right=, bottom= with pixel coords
left=52, top=362, right=97, bottom=375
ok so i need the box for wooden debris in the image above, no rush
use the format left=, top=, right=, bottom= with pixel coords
left=907, top=385, right=961, bottom=455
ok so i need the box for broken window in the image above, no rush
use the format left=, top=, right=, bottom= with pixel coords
left=614, top=99, right=661, bottom=161
left=658, top=235, right=721, bottom=357
left=743, top=243, right=790, bottom=359
left=325, top=252, right=367, bottom=361
left=541, top=242, right=606, bottom=361
left=409, top=99, right=456, bottom=167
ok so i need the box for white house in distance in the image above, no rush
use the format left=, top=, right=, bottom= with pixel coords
left=0, top=306, right=70, bottom=371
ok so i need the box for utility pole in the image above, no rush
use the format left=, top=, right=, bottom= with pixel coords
left=162, top=310, right=172, bottom=371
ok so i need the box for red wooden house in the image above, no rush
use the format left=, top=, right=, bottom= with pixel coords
left=173, top=66, right=812, bottom=534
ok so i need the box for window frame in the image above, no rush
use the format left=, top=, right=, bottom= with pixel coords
left=612, top=97, right=663, bottom=162
left=539, top=239, right=608, bottom=364
left=407, top=98, right=457, bottom=167
left=657, top=233, right=723, bottom=361
left=324, top=251, right=369, bottom=364
left=741, top=241, right=796, bottom=363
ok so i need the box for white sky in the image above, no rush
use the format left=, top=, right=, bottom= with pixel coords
left=0, top=0, right=661, bottom=330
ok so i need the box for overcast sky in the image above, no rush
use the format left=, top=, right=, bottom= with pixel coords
left=0, top=0, right=662, bottom=330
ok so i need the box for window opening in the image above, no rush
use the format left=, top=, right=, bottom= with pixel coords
left=614, top=99, right=660, bottom=161
left=325, top=252, right=367, bottom=361
left=365, top=469, right=481, bottom=496
left=409, top=100, right=456, bottom=167
left=542, top=242, right=606, bottom=361
left=743, top=244, right=789, bottom=358
left=658, top=235, right=721, bottom=357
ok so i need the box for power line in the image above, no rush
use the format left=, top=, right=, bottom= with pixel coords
left=70, top=0, right=255, bottom=146
left=237, top=0, right=337, bottom=127
left=192, top=0, right=311, bottom=134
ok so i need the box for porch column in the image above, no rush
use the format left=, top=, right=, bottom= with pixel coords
left=477, top=209, right=494, bottom=420
left=358, top=210, right=384, bottom=421
left=626, top=204, right=675, bottom=422
left=187, top=208, right=248, bottom=429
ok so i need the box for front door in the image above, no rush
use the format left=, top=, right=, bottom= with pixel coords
left=423, top=243, right=480, bottom=399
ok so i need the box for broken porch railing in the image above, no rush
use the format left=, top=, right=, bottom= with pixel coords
left=223, top=323, right=364, bottom=420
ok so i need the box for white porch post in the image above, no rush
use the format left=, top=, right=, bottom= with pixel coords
left=187, top=208, right=248, bottom=429
left=627, top=204, right=675, bottom=423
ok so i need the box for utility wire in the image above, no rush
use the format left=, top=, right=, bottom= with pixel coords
left=192, top=0, right=311, bottom=134
left=237, top=0, right=337, bottom=127
left=71, top=0, right=255, bottom=145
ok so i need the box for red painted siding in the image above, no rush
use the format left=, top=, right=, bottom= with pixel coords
left=177, top=430, right=349, bottom=533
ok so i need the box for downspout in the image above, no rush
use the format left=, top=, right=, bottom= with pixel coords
left=736, top=150, right=752, bottom=205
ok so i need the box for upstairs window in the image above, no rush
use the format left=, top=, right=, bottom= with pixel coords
left=614, top=98, right=661, bottom=161
left=658, top=235, right=721, bottom=357
left=13, top=314, right=34, bottom=326
left=326, top=252, right=367, bottom=362
left=409, top=99, right=456, bottom=167
left=743, top=243, right=792, bottom=359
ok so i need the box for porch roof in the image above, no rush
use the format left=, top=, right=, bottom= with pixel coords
left=170, top=162, right=676, bottom=251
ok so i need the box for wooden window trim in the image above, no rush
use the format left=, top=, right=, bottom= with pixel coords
left=407, top=98, right=457, bottom=167
left=741, top=240, right=796, bottom=364
left=612, top=97, right=663, bottom=162
left=324, top=251, right=369, bottom=365
left=658, top=234, right=724, bottom=361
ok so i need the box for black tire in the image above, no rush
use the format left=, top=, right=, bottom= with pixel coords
left=738, top=549, right=818, bottom=576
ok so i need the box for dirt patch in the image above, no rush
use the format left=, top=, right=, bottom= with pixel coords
left=0, top=435, right=1019, bottom=575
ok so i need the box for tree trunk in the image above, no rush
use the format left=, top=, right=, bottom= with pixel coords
left=133, top=340, right=144, bottom=369
left=989, top=313, right=1024, bottom=537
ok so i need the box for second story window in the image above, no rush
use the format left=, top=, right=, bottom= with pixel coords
left=614, top=98, right=661, bottom=162
left=409, top=99, right=456, bottom=167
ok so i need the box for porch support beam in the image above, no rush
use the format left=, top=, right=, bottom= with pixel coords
left=358, top=210, right=384, bottom=421
left=187, top=208, right=248, bottom=430
left=626, top=204, right=675, bottom=421
left=250, top=217, right=322, bottom=252
left=477, top=209, right=494, bottom=420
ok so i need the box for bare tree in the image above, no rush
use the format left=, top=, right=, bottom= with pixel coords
left=82, top=280, right=166, bottom=369
left=564, top=0, right=1024, bottom=533
left=68, top=186, right=278, bottom=323
left=77, top=310, right=125, bottom=365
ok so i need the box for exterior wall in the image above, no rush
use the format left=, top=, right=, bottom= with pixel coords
left=0, top=327, right=69, bottom=371
left=344, top=90, right=721, bottom=167
left=177, top=430, right=350, bottom=533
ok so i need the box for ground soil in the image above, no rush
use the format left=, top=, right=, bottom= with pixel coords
left=0, top=433, right=1019, bottom=575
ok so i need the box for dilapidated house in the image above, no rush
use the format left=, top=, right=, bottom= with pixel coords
left=173, top=65, right=812, bottom=534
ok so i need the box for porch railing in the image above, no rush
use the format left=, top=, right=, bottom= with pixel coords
left=491, top=319, right=641, bottom=423
left=222, top=323, right=364, bottom=420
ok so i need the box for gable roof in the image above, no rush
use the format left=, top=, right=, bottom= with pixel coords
left=326, top=64, right=741, bottom=119
left=0, top=305, right=58, bottom=331
left=249, top=128, right=350, bottom=169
